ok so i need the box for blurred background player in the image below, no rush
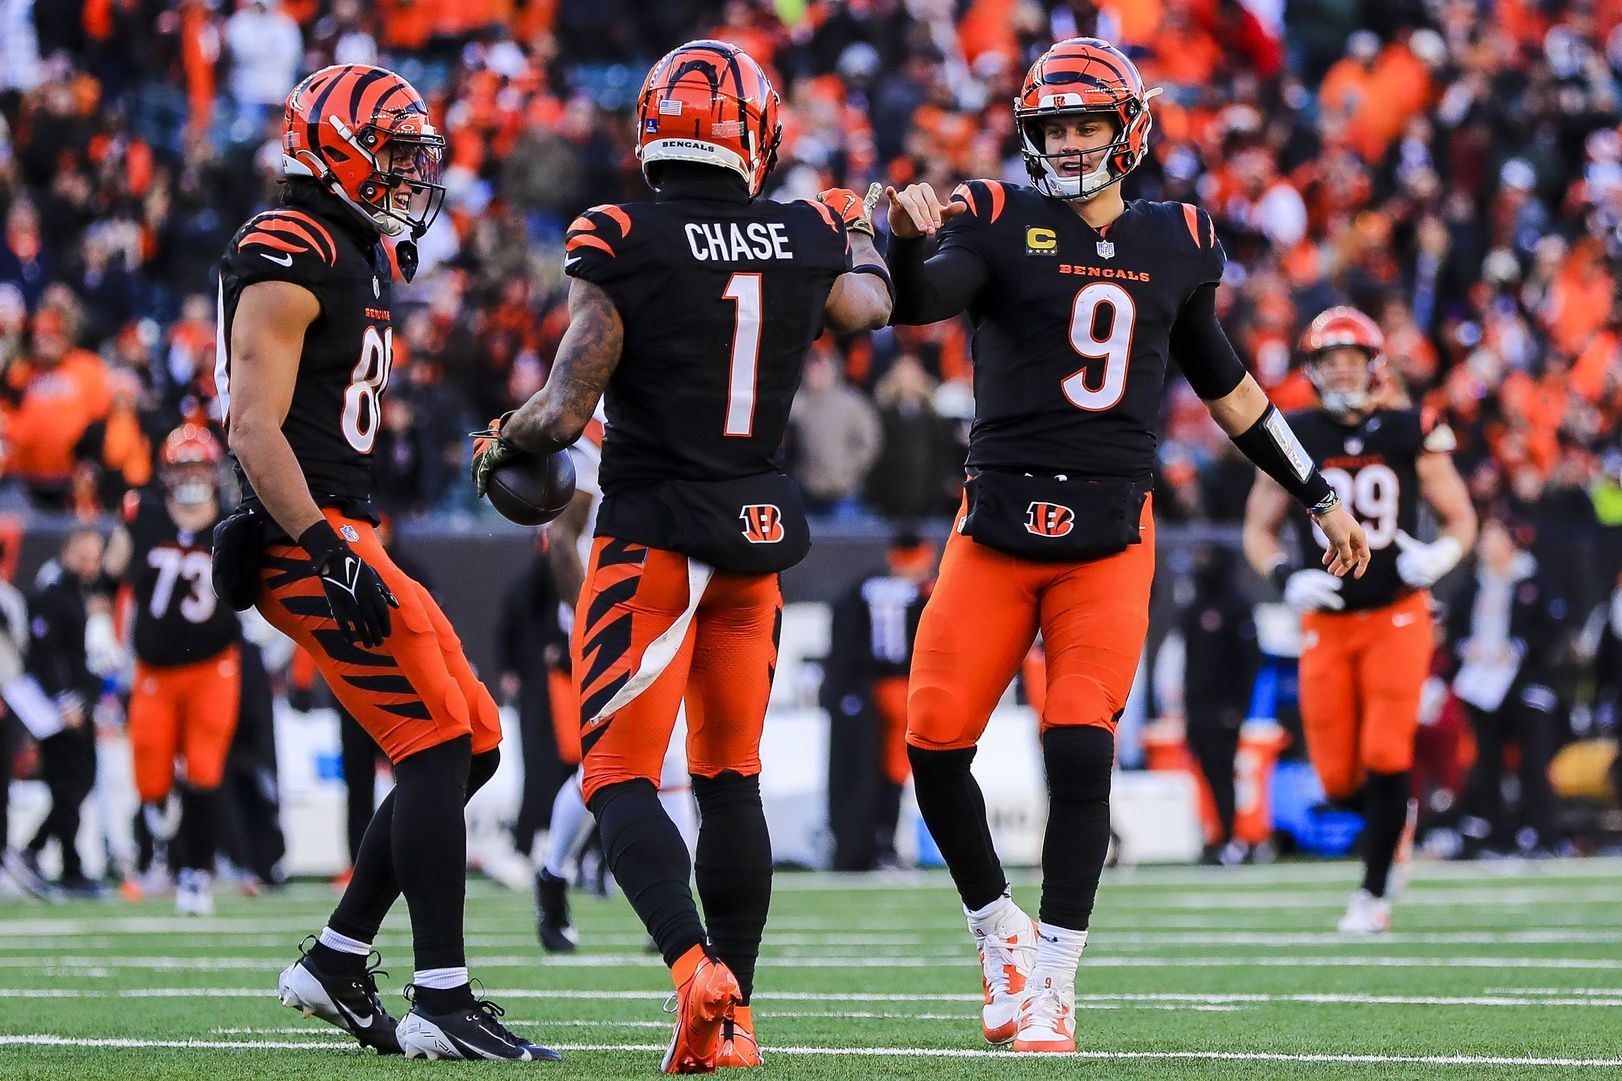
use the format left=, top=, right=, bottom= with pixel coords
left=217, top=64, right=553, bottom=1060
left=476, top=39, right=893, bottom=1072
left=105, top=424, right=240, bottom=916
left=1244, top=306, right=1477, bottom=932
left=822, top=531, right=935, bottom=871
left=885, top=38, right=1368, bottom=1053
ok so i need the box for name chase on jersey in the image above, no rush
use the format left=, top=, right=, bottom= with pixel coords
left=685, top=221, right=795, bottom=262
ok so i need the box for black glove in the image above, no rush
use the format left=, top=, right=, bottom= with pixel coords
left=298, top=521, right=399, bottom=649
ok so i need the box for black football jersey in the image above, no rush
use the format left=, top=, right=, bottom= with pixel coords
left=1286, top=407, right=1455, bottom=611
left=562, top=190, right=851, bottom=496
left=216, top=195, right=395, bottom=506
left=122, top=491, right=239, bottom=666
left=934, top=181, right=1227, bottom=478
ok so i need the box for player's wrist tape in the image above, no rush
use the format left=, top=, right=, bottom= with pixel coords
left=297, top=520, right=348, bottom=571
left=851, top=262, right=895, bottom=304
left=1233, top=404, right=1338, bottom=514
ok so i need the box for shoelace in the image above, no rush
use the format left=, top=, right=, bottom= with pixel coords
left=357, top=951, right=389, bottom=1006
left=1023, top=985, right=1072, bottom=1032
left=977, top=932, right=1031, bottom=997
left=472, top=996, right=527, bottom=1046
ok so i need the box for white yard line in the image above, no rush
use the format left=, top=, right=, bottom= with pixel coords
left=1, top=1034, right=1617, bottom=1067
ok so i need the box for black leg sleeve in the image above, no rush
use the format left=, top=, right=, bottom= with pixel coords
left=908, top=744, right=1006, bottom=912
left=338, top=708, right=377, bottom=866
left=591, top=779, right=706, bottom=968
left=1186, top=708, right=1240, bottom=842
left=1038, top=726, right=1115, bottom=931
left=176, top=783, right=220, bottom=874
left=391, top=735, right=473, bottom=973
left=1359, top=770, right=1410, bottom=898
left=693, top=772, right=772, bottom=1004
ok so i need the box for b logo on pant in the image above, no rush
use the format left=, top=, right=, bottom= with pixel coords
left=740, top=504, right=784, bottom=544
left=1025, top=502, right=1075, bottom=537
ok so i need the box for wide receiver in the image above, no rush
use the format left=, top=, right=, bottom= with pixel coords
left=474, top=39, right=892, bottom=1073
left=885, top=37, right=1369, bottom=1052
left=1244, top=306, right=1475, bottom=932
left=105, top=425, right=240, bottom=917
left=214, top=64, right=553, bottom=1060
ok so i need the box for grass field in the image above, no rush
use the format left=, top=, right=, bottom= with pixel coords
left=0, top=858, right=1619, bottom=1080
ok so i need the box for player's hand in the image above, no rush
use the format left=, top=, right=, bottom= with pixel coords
left=1394, top=530, right=1464, bottom=588
left=83, top=610, right=125, bottom=678
left=470, top=412, right=519, bottom=500
left=1314, top=503, right=1370, bottom=579
left=55, top=692, right=86, bottom=730
left=298, top=521, right=399, bottom=649
left=884, top=183, right=968, bottom=239
left=818, top=183, right=884, bottom=237
left=1284, top=569, right=1346, bottom=613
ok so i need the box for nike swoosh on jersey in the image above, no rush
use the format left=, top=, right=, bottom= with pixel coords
left=261, top=251, right=295, bottom=267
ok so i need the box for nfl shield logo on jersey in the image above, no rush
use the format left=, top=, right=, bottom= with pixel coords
left=740, top=504, right=784, bottom=544
left=1025, top=502, right=1076, bottom=538
left=1096, top=239, right=1115, bottom=259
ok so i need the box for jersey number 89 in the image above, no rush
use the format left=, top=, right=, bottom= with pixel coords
left=342, top=326, right=393, bottom=453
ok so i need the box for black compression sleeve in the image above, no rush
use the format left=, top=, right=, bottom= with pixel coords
left=887, top=234, right=988, bottom=325
left=1232, top=404, right=1339, bottom=514
left=1169, top=283, right=1248, bottom=400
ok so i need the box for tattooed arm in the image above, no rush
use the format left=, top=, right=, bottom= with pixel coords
left=502, top=278, right=624, bottom=455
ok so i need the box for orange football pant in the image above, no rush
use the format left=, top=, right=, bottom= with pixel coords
left=1298, top=589, right=1434, bottom=798
left=908, top=495, right=1155, bottom=749
left=129, top=644, right=241, bottom=800
left=257, top=509, right=501, bottom=763
left=574, top=537, right=781, bottom=805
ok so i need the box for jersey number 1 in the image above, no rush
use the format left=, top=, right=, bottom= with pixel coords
left=1062, top=282, right=1136, bottom=412
left=722, top=273, right=763, bottom=437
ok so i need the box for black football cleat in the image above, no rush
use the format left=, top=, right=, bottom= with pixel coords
left=535, top=869, right=579, bottom=954
left=397, top=987, right=561, bottom=1061
left=278, top=942, right=402, bottom=1055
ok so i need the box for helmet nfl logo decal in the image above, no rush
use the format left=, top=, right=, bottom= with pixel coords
left=1025, top=502, right=1076, bottom=537
left=740, top=504, right=785, bottom=544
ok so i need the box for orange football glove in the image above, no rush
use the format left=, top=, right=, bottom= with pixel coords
left=817, top=182, right=883, bottom=237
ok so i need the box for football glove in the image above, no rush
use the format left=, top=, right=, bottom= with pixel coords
left=817, top=182, right=884, bottom=237
left=298, top=521, right=398, bottom=649
left=84, top=610, right=125, bottom=678
left=470, top=411, right=519, bottom=500
left=1283, top=569, right=1346, bottom=613
left=1394, top=531, right=1464, bottom=588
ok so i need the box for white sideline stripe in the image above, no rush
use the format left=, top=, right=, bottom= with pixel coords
left=1489, top=988, right=1622, bottom=996
left=4, top=1035, right=1617, bottom=1067
left=24, top=954, right=1622, bottom=972
left=14, top=987, right=1622, bottom=1009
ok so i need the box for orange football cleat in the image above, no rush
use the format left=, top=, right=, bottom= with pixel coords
left=1012, top=979, right=1076, bottom=1053
left=974, top=904, right=1037, bottom=1044
left=716, top=1004, right=762, bottom=1067
left=661, top=947, right=741, bottom=1074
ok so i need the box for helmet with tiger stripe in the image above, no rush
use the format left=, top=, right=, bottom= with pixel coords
left=635, top=40, right=782, bottom=198
left=1015, top=38, right=1161, bottom=201
left=282, top=64, right=446, bottom=239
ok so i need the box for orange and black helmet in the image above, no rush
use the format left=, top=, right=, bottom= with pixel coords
left=635, top=40, right=781, bottom=198
left=1015, top=38, right=1160, bottom=201
left=1301, top=306, right=1385, bottom=414
left=282, top=64, right=446, bottom=239
left=159, top=424, right=223, bottom=505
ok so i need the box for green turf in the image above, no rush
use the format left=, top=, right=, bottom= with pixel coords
left=1, top=858, right=1619, bottom=1079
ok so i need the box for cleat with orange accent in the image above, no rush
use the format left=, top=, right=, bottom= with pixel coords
left=973, top=904, right=1036, bottom=1044
left=716, top=1005, right=762, bottom=1067
left=661, top=953, right=741, bottom=1074
left=1012, top=979, right=1076, bottom=1053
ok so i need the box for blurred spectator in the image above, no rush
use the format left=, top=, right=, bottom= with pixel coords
left=789, top=348, right=880, bottom=517
left=224, top=0, right=303, bottom=141
left=1446, top=517, right=1570, bottom=857
left=866, top=353, right=955, bottom=520
left=3, top=307, right=112, bottom=508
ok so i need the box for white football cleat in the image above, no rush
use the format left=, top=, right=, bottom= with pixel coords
left=1336, top=888, right=1391, bottom=934
left=175, top=870, right=214, bottom=917
left=973, top=903, right=1037, bottom=1044
left=1013, top=978, right=1076, bottom=1053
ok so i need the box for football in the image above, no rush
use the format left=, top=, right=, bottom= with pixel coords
left=486, top=448, right=577, bottom=526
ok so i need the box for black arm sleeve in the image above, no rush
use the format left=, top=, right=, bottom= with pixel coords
left=1168, top=283, right=1248, bottom=401
left=887, top=234, right=989, bottom=326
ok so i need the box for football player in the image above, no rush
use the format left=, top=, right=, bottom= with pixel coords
left=216, top=64, right=555, bottom=1061
left=104, top=425, right=239, bottom=916
left=884, top=38, right=1369, bottom=1053
left=474, top=40, right=893, bottom=1073
left=1243, top=306, right=1476, bottom=932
